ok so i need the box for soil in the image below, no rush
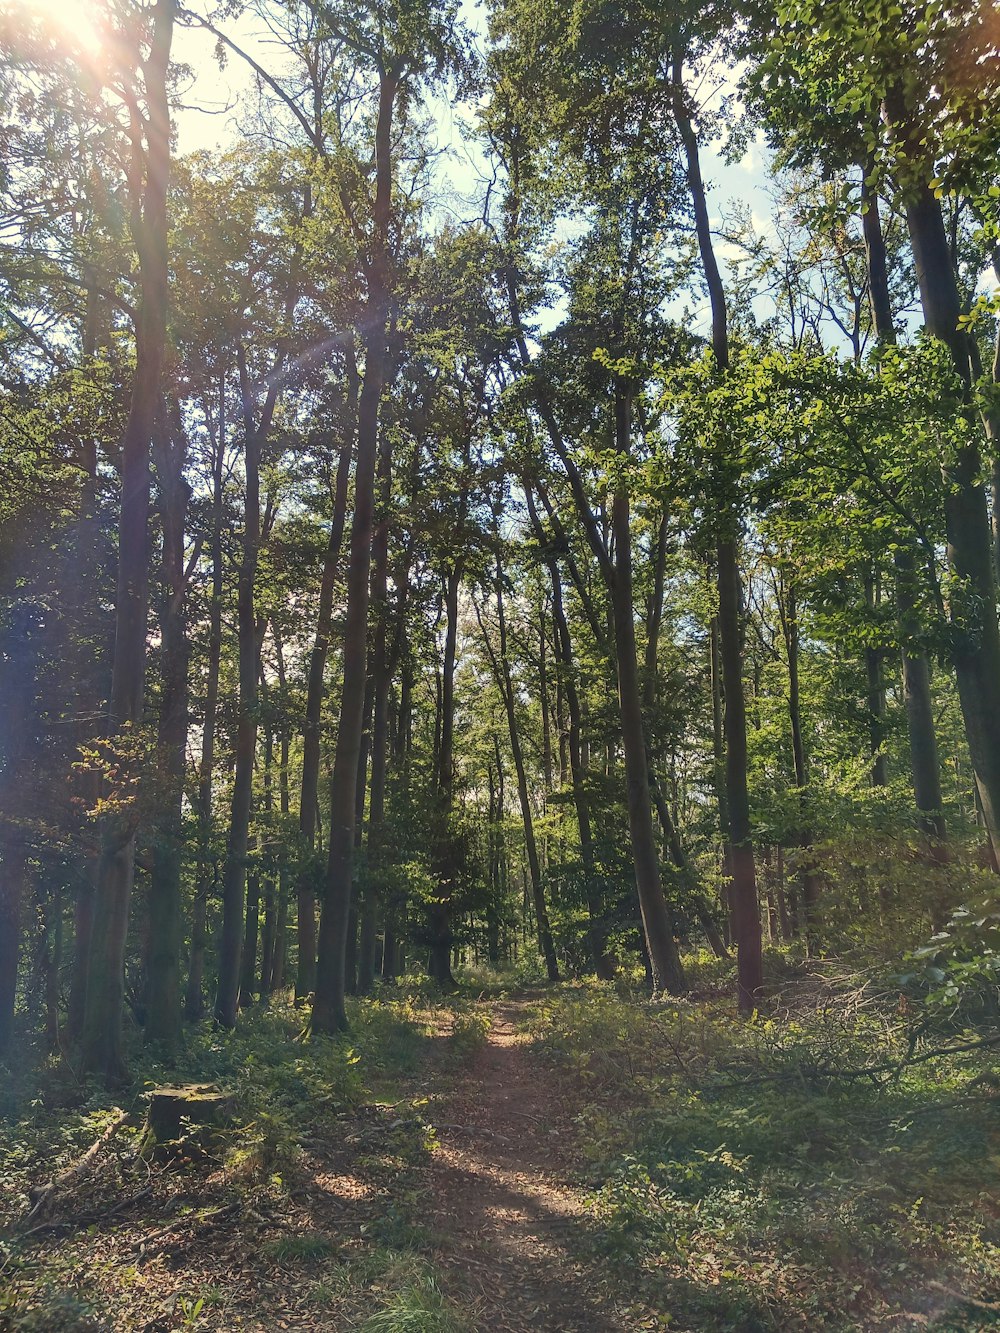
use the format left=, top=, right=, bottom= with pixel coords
left=2, top=1000, right=642, bottom=1333
left=422, top=1001, right=628, bottom=1332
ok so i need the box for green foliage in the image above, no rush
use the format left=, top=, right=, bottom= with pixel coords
left=359, top=1273, right=470, bottom=1333
left=448, top=1007, right=491, bottom=1063
left=347, top=998, right=435, bottom=1078
left=262, top=1231, right=338, bottom=1264
left=526, top=982, right=1000, bottom=1329
left=908, top=894, right=1000, bottom=1021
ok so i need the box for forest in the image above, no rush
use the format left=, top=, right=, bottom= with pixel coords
left=3, top=0, right=1000, bottom=1327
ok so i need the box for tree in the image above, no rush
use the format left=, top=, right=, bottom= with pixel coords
left=82, top=0, right=175, bottom=1083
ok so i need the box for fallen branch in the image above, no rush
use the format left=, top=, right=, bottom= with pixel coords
left=928, top=1280, right=1000, bottom=1312
left=19, top=1186, right=153, bottom=1240
left=434, top=1123, right=510, bottom=1141
left=710, top=1031, right=1000, bottom=1092
left=20, top=1110, right=128, bottom=1229
left=134, top=1200, right=241, bottom=1258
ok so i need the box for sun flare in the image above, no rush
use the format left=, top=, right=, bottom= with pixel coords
left=15, top=0, right=105, bottom=59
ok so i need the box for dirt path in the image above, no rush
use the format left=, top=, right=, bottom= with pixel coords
left=422, top=1001, right=628, bottom=1333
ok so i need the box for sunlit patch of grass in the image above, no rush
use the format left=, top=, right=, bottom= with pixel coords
left=348, top=998, right=436, bottom=1078
left=448, top=1007, right=491, bottom=1064
left=359, top=1273, right=471, bottom=1333
left=523, top=975, right=1000, bottom=1330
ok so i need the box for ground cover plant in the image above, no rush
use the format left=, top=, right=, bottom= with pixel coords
left=5, top=0, right=1000, bottom=1325
left=523, top=964, right=1000, bottom=1330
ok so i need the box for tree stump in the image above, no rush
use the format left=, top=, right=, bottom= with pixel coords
left=140, top=1084, right=232, bottom=1161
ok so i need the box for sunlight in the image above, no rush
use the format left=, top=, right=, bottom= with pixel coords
left=13, top=0, right=105, bottom=59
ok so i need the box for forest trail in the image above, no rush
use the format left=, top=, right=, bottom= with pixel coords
left=421, top=1000, right=626, bottom=1333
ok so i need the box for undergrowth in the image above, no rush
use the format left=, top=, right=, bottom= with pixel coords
left=523, top=966, right=1000, bottom=1331
left=0, top=993, right=467, bottom=1332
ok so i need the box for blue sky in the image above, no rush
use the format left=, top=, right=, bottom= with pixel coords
left=170, top=1, right=778, bottom=341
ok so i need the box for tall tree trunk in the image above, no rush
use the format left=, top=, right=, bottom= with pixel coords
left=239, top=848, right=260, bottom=1008
left=897, top=549, right=947, bottom=840
left=709, top=611, right=733, bottom=947
left=778, top=579, right=822, bottom=946
left=313, top=69, right=399, bottom=1035
left=503, top=255, right=681, bottom=982
left=672, top=55, right=761, bottom=1010
left=486, top=759, right=502, bottom=967
left=641, top=507, right=728, bottom=961
left=273, top=727, right=291, bottom=991
left=861, top=174, right=947, bottom=845
left=477, top=574, right=559, bottom=982
left=0, top=604, right=38, bottom=1060
left=527, top=492, right=613, bottom=978
left=885, top=92, right=1000, bottom=864
left=67, top=396, right=105, bottom=1042
left=297, top=362, right=357, bottom=1003
left=214, top=350, right=268, bottom=1029
left=610, top=384, right=685, bottom=994
left=82, top=0, right=174, bottom=1082
left=186, top=380, right=225, bottom=1022
left=42, top=881, right=62, bottom=1051
left=650, top=782, right=731, bottom=961
left=258, top=720, right=277, bottom=999
left=358, top=427, right=392, bottom=995
left=864, top=573, right=889, bottom=788
left=145, top=412, right=190, bottom=1048
left=428, top=567, right=463, bottom=987
left=0, top=846, right=26, bottom=1061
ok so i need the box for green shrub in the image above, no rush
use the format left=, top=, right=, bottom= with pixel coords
left=359, top=1276, right=469, bottom=1333
left=448, top=1008, right=490, bottom=1063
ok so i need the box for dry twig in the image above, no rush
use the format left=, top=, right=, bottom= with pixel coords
left=20, top=1109, right=128, bottom=1230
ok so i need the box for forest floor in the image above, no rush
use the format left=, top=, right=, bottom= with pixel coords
left=4, top=963, right=1000, bottom=1331
left=415, top=1000, right=637, bottom=1332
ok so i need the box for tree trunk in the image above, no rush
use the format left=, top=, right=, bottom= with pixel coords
left=897, top=549, right=947, bottom=840
left=672, top=55, right=761, bottom=1010
left=66, top=407, right=105, bottom=1042
left=0, top=604, right=34, bottom=1061
left=533, top=506, right=614, bottom=978
left=82, top=0, right=174, bottom=1082
left=0, top=846, right=26, bottom=1061
left=145, top=413, right=190, bottom=1048
left=239, top=855, right=260, bottom=1009
left=885, top=95, right=1000, bottom=864
left=864, top=574, right=889, bottom=789
left=186, top=381, right=225, bottom=1022
left=639, top=505, right=728, bottom=963
left=273, top=727, right=291, bottom=991
left=861, top=174, right=947, bottom=847
left=779, top=580, right=822, bottom=946
left=257, top=720, right=277, bottom=999
left=358, top=427, right=392, bottom=996
left=477, top=570, right=560, bottom=982
left=214, top=351, right=267, bottom=1030
left=312, top=69, right=398, bottom=1036
left=503, top=240, right=680, bottom=986
left=610, top=387, right=685, bottom=995
left=428, top=567, right=463, bottom=987
left=650, top=781, right=730, bottom=961
left=297, top=365, right=357, bottom=1003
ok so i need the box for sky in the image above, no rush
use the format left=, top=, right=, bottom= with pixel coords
left=160, top=0, right=778, bottom=339
left=17, top=0, right=779, bottom=339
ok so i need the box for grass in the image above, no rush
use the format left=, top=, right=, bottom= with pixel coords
left=522, top=965, right=1000, bottom=1331
left=261, top=1230, right=337, bottom=1263
left=14, top=958, right=990, bottom=1330
left=0, top=992, right=464, bottom=1332
left=359, top=1272, right=471, bottom=1333
left=447, top=1007, right=491, bottom=1064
